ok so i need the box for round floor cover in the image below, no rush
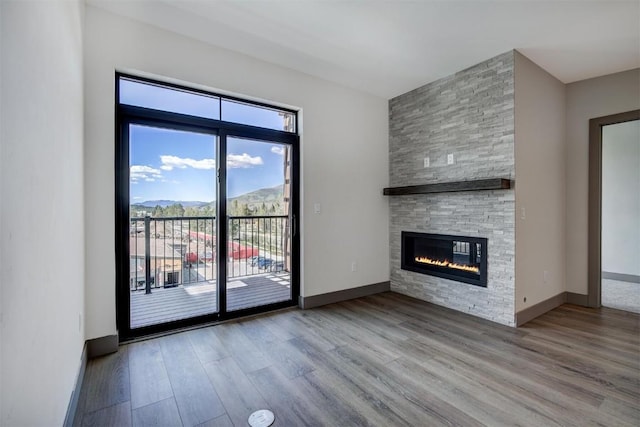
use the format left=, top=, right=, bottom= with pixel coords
left=248, top=409, right=275, bottom=427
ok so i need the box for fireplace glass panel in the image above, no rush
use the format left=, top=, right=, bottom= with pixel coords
left=401, top=232, right=487, bottom=287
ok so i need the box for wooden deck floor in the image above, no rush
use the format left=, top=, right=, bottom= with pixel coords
left=130, top=272, right=291, bottom=328
left=76, top=292, right=639, bottom=427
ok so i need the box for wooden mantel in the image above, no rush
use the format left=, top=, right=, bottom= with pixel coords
left=383, top=178, right=511, bottom=196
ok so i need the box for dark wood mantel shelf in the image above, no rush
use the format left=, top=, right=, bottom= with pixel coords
left=383, top=178, right=511, bottom=196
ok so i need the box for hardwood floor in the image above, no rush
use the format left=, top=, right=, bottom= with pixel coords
left=74, top=292, right=640, bottom=426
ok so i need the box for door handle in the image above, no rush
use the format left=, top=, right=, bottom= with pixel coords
left=292, top=214, right=297, bottom=237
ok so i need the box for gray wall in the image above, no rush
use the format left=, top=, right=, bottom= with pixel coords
left=513, top=51, right=566, bottom=312
left=389, top=51, right=516, bottom=326
left=565, top=69, right=640, bottom=295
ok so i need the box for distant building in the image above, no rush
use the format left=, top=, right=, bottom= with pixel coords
left=129, top=235, right=183, bottom=290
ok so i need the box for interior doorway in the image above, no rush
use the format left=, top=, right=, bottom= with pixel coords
left=588, top=109, right=640, bottom=311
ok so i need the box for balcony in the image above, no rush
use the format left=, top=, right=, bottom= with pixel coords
left=129, top=215, right=291, bottom=328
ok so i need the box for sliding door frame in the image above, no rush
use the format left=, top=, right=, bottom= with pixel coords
left=115, top=75, right=300, bottom=341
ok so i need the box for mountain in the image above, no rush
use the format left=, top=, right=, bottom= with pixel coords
left=229, top=184, right=284, bottom=205
left=134, top=184, right=284, bottom=208
left=136, top=200, right=209, bottom=208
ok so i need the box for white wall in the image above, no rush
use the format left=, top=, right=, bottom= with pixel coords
left=84, top=6, right=389, bottom=339
left=602, top=120, right=640, bottom=276
left=0, top=3, right=3, bottom=421
left=514, top=51, right=567, bottom=312
left=565, top=69, right=640, bottom=294
left=0, top=1, right=85, bottom=425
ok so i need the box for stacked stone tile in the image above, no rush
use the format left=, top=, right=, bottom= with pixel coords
left=389, top=51, right=515, bottom=326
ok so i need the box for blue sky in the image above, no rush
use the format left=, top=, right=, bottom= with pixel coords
left=130, top=126, right=287, bottom=202
left=123, top=78, right=292, bottom=203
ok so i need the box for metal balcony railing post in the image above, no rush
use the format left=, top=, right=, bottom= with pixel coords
left=145, top=216, right=152, bottom=294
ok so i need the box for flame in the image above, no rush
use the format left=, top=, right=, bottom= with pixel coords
left=414, top=256, right=480, bottom=274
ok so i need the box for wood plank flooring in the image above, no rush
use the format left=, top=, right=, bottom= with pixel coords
left=75, top=292, right=640, bottom=427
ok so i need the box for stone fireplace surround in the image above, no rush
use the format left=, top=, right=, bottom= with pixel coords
left=389, top=51, right=516, bottom=326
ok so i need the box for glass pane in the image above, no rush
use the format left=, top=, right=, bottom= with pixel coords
left=226, top=137, right=292, bottom=311
left=222, top=99, right=295, bottom=132
left=120, top=78, right=220, bottom=119
left=129, top=124, right=218, bottom=328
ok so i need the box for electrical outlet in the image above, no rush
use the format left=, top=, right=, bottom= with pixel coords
left=314, top=203, right=321, bottom=214
left=543, top=270, right=549, bottom=284
left=447, top=154, right=454, bottom=165
left=423, top=157, right=430, bottom=168
left=351, top=261, right=357, bottom=272
left=521, top=207, right=526, bottom=220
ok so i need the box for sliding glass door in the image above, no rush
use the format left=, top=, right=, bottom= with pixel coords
left=225, top=137, right=293, bottom=311
left=127, top=124, right=219, bottom=329
left=115, top=75, right=299, bottom=340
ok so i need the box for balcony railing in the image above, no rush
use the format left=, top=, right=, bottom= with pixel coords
left=130, top=215, right=289, bottom=293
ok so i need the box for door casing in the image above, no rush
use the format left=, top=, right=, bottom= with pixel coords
left=587, top=109, right=640, bottom=307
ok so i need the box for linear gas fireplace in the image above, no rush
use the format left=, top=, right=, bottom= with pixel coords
left=401, top=232, right=488, bottom=287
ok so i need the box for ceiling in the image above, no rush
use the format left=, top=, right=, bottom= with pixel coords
left=88, top=0, right=640, bottom=99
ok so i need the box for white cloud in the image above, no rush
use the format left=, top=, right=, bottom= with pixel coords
left=160, top=155, right=216, bottom=171
left=130, top=165, right=162, bottom=182
left=227, top=153, right=263, bottom=168
left=271, top=146, right=285, bottom=155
